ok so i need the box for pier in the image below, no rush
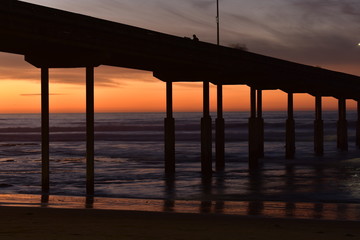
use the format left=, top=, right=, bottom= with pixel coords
left=1, top=0, right=360, bottom=195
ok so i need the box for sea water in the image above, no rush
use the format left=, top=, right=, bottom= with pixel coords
left=0, top=111, right=359, bottom=205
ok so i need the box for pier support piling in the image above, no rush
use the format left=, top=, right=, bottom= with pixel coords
left=248, top=87, right=259, bottom=169
left=164, top=81, right=175, bottom=175
left=41, top=67, right=49, bottom=193
left=337, top=98, right=348, bottom=151
left=215, top=84, right=225, bottom=171
left=201, top=81, right=212, bottom=176
left=285, top=93, right=295, bottom=159
left=86, top=66, right=95, bottom=196
left=356, top=101, right=360, bottom=148
left=314, top=96, right=324, bottom=156
left=256, top=89, right=264, bottom=158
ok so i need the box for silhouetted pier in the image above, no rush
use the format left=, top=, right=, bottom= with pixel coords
left=1, top=0, right=360, bottom=195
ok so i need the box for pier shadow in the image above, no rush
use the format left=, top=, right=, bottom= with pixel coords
left=200, top=176, right=212, bottom=213
left=159, top=162, right=360, bottom=220
left=214, top=173, right=225, bottom=214
left=247, top=200, right=264, bottom=216
left=163, top=176, right=176, bottom=212
left=285, top=202, right=296, bottom=217
left=86, top=196, right=94, bottom=209
left=41, top=194, right=49, bottom=207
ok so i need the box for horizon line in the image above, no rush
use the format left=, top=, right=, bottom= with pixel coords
left=0, top=109, right=356, bottom=114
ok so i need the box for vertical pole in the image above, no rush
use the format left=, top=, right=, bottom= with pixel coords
left=201, top=81, right=212, bottom=176
left=257, top=90, right=262, bottom=119
left=250, top=87, right=256, bottom=118
left=41, top=67, right=49, bottom=193
left=256, top=90, right=264, bottom=158
left=248, top=87, right=258, bottom=169
left=216, top=0, right=219, bottom=46
left=215, top=84, right=225, bottom=171
left=86, top=66, right=95, bottom=196
left=286, top=92, right=295, bottom=159
left=314, top=96, right=324, bottom=156
left=337, top=98, right=348, bottom=151
left=165, top=81, right=175, bottom=175
left=356, top=100, right=360, bottom=148
left=215, top=0, right=224, bottom=171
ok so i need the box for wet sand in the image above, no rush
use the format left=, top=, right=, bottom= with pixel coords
left=0, top=206, right=359, bottom=240
left=2, top=194, right=360, bottom=221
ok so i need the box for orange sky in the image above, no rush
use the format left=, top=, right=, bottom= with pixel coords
left=0, top=54, right=357, bottom=114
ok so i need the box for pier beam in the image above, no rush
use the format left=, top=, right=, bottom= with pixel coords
left=41, top=67, right=49, bottom=193
left=357, top=101, right=360, bottom=148
left=314, top=96, right=324, bottom=156
left=201, top=81, right=212, bottom=176
left=164, top=81, right=175, bottom=175
left=248, top=87, right=259, bottom=169
left=86, top=66, right=95, bottom=196
left=215, top=84, right=225, bottom=171
left=337, top=98, right=348, bottom=151
left=256, top=89, right=264, bottom=158
left=285, top=93, right=295, bottom=159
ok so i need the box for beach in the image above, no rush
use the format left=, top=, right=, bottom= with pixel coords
left=0, top=205, right=359, bottom=240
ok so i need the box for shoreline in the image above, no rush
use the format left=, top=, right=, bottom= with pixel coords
left=0, top=193, right=359, bottom=221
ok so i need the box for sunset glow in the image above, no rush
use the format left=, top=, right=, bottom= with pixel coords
left=0, top=63, right=356, bottom=114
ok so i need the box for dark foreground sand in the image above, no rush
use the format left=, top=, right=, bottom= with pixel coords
left=0, top=206, right=359, bottom=240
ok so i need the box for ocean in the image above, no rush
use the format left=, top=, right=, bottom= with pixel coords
left=0, top=111, right=359, bottom=206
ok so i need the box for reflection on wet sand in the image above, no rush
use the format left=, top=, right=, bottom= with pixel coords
left=1, top=163, right=360, bottom=221
left=0, top=192, right=359, bottom=221
left=163, top=176, right=175, bottom=212
left=160, top=165, right=360, bottom=220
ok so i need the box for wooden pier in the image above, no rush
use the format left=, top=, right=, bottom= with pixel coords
left=1, top=0, right=360, bottom=194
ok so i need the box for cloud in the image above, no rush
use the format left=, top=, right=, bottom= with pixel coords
left=173, top=82, right=213, bottom=90
left=0, top=52, right=158, bottom=87
left=0, top=53, right=31, bottom=68
left=227, top=30, right=360, bottom=75
left=157, top=2, right=214, bottom=29
left=213, top=0, right=360, bottom=75
left=46, top=67, right=157, bottom=87
left=190, top=0, right=215, bottom=10
left=290, top=0, right=360, bottom=17
left=20, top=93, right=67, bottom=96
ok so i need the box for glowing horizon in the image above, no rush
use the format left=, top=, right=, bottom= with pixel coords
left=0, top=65, right=356, bottom=114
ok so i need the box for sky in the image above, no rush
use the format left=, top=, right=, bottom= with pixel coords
left=1, top=0, right=360, bottom=113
